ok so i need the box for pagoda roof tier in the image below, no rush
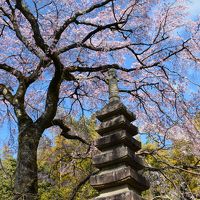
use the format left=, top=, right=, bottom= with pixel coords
left=94, top=190, right=144, bottom=200
left=93, top=145, right=145, bottom=170
left=96, top=115, right=138, bottom=136
left=95, top=130, right=141, bottom=152
left=90, top=165, right=150, bottom=192
left=96, top=101, right=136, bottom=122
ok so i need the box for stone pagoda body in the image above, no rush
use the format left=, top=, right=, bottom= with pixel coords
left=90, top=69, right=150, bottom=200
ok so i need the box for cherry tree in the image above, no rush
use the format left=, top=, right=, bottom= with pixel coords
left=0, top=0, right=199, bottom=199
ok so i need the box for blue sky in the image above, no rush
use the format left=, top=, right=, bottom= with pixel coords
left=189, top=0, right=200, bottom=17
left=0, top=0, right=200, bottom=152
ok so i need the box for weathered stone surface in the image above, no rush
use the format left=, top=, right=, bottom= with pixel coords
left=96, top=101, right=136, bottom=122
left=96, top=115, right=138, bottom=136
left=91, top=84, right=149, bottom=200
left=93, top=185, right=144, bottom=200
left=94, top=191, right=144, bottom=200
left=93, top=145, right=145, bottom=170
left=90, top=165, right=150, bottom=192
left=108, top=69, right=120, bottom=102
left=95, top=130, right=141, bottom=152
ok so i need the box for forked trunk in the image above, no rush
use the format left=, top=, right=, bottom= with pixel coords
left=14, top=125, right=42, bottom=200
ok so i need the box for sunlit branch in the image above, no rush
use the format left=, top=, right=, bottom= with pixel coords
left=0, top=84, right=14, bottom=104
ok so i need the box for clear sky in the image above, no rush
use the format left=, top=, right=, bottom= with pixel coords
left=0, top=0, right=200, bottom=152
left=189, top=0, right=200, bottom=17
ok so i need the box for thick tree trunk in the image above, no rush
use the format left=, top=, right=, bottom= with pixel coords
left=14, top=125, right=42, bottom=200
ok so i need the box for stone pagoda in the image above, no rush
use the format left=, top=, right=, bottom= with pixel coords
left=90, top=69, right=150, bottom=200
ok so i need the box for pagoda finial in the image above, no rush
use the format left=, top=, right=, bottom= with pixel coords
left=108, top=68, right=120, bottom=102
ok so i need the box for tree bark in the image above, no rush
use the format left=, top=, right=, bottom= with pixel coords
left=14, top=124, right=42, bottom=200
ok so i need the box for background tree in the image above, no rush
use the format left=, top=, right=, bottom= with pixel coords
left=37, top=117, right=97, bottom=200
left=142, top=140, right=200, bottom=199
left=0, top=117, right=199, bottom=200
left=0, top=0, right=199, bottom=199
left=0, top=145, right=16, bottom=200
left=0, top=117, right=98, bottom=200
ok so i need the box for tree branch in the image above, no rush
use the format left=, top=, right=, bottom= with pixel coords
left=0, top=65, right=33, bottom=125
left=35, top=55, right=63, bottom=127
left=69, top=170, right=99, bottom=200
left=52, top=0, right=113, bottom=46
left=0, top=5, right=42, bottom=57
left=0, top=84, right=14, bottom=104
left=51, top=119, right=89, bottom=145
left=15, top=0, right=48, bottom=52
left=81, top=20, right=127, bottom=44
left=26, top=58, right=51, bottom=85
left=0, top=63, right=23, bottom=80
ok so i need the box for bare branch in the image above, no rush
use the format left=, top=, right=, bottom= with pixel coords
left=0, top=63, right=23, bottom=79
left=51, top=119, right=89, bottom=145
